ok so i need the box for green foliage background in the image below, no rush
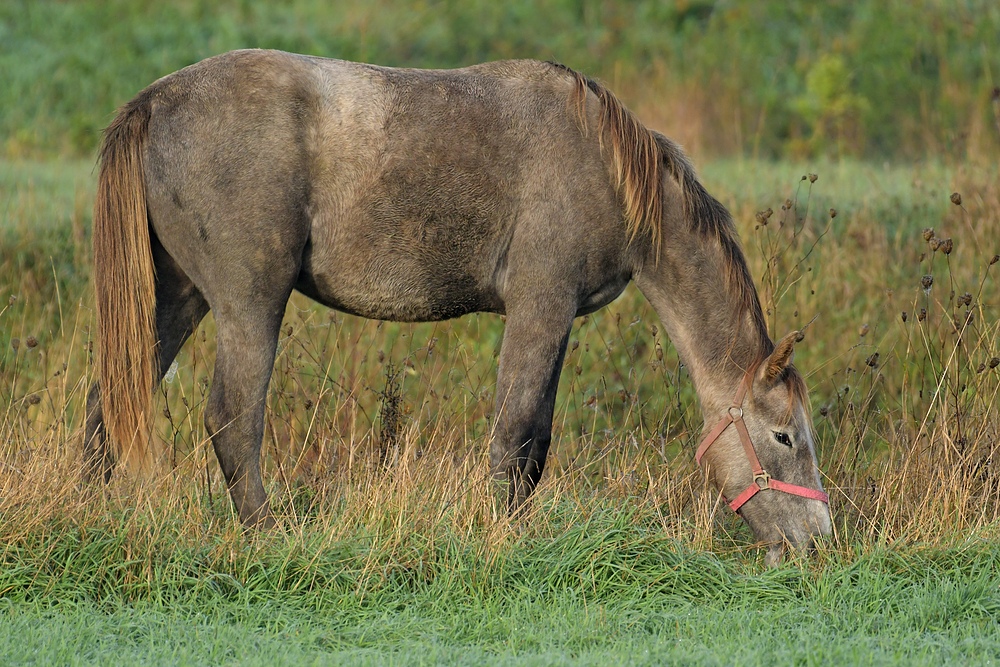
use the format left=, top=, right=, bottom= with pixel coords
left=2, top=0, right=998, bottom=160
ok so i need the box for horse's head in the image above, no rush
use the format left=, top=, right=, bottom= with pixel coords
left=697, top=331, right=831, bottom=566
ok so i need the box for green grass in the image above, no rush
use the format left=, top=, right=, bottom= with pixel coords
left=1, top=509, right=998, bottom=665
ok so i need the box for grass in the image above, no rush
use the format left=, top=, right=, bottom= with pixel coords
left=2, top=156, right=1000, bottom=664
left=0, top=506, right=998, bottom=664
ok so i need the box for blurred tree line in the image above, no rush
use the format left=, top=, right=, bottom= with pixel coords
left=1, top=0, right=997, bottom=160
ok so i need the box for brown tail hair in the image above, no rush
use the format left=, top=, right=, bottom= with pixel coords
left=93, top=92, right=157, bottom=476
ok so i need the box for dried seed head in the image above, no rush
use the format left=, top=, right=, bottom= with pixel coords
left=650, top=326, right=658, bottom=337
left=801, top=174, right=807, bottom=181
left=10, top=338, right=19, bottom=351
left=901, top=311, right=908, bottom=322
left=929, top=238, right=941, bottom=251
left=808, top=173, right=818, bottom=183
left=977, top=363, right=986, bottom=374
left=922, top=227, right=935, bottom=241
left=920, top=275, right=934, bottom=291
left=958, top=292, right=972, bottom=306
left=829, top=208, right=837, bottom=218
left=918, top=308, right=927, bottom=321
left=763, top=207, right=773, bottom=220
left=7, top=295, right=15, bottom=306
left=304, top=399, right=314, bottom=411
left=655, top=344, right=663, bottom=361
left=575, top=365, right=582, bottom=376
left=818, top=405, right=829, bottom=417
left=571, top=340, right=579, bottom=352
left=865, top=352, right=879, bottom=368
left=784, top=198, right=793, bottom=210
left=25, top=336, right=38, bottom=349
left=990, top=357, right=1000, bottom=369
left=377, top=350, right=385, bottom=363
left=940, top=238, right=953, bottom=254
left=950, top=192, right=962, bottom=206
left=28, top=394, right=41, bottom=405
left=991, top=255, right=1000, bottom=265
left=858, top=323, right=869, bottom=337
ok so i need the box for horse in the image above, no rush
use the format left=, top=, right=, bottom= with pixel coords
left=84, top=49, right=830, bottom=564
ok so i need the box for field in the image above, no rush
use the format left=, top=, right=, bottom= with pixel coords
left=3, top=2, right=1000, bottom=665
left=4, top=157, right=1000, bottom=664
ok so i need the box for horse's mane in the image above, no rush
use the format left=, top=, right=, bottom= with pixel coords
left=547, top=63, right=663, bottom=256
left=548, top=62, right=771, bottom=357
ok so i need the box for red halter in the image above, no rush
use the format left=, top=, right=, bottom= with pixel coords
left=695, top=374, right=830, bottom=512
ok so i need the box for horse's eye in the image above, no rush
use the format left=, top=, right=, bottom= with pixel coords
left=773, top=431, right=793, bottom=447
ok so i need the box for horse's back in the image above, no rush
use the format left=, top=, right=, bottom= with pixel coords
left=138, top=50, right=632, bottom=322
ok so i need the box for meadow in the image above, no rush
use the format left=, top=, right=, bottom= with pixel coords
left=3, top=1, right=1000, bottom=664
left=4, top=156, right=999, bottom=664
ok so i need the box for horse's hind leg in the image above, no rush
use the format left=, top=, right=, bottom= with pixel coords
left=84, top=237, right=209, bottom=482
left=490, top=297, right=574, bottom=512
left=201, top=303, right=288, bottom=529
left=199, top=244, right=301, bottom=528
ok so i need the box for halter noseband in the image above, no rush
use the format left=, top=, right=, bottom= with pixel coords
left=695, top=373, right=830, bottom=512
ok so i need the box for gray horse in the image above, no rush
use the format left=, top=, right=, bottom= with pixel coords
left=85, top=50, right=830, bottom=564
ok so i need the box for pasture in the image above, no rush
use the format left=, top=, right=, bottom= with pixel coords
left=3, top=1, right=1000, bottom=664
left=4, top=157, right=999, bottom=664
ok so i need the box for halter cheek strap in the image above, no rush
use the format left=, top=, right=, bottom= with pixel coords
left=695, top=374, right=830, bottom=512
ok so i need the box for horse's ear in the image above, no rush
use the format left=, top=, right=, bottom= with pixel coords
left=760, top=330, right=803, bottom=384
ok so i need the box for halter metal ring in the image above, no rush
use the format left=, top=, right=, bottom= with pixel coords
left=728, top=406, right=743, bottom=420
left=753, top=472, right=771, bottom=490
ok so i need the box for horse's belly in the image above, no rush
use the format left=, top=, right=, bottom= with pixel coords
left=296, top=248, right=502, bottom=322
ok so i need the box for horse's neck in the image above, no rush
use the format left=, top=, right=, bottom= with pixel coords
left=635, top=235, right=770, bottom=418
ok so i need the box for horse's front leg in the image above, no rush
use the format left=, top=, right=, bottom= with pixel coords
left=491, top=297, right=574, bottom=513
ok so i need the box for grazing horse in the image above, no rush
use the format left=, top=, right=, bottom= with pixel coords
left=85, top=49, right=830, bottom=563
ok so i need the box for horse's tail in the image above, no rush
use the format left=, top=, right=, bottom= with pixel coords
left=93, top=91, right=158, bottom=476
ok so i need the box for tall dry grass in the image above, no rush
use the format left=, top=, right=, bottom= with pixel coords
left=2, top=160, right=999, bottom=577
